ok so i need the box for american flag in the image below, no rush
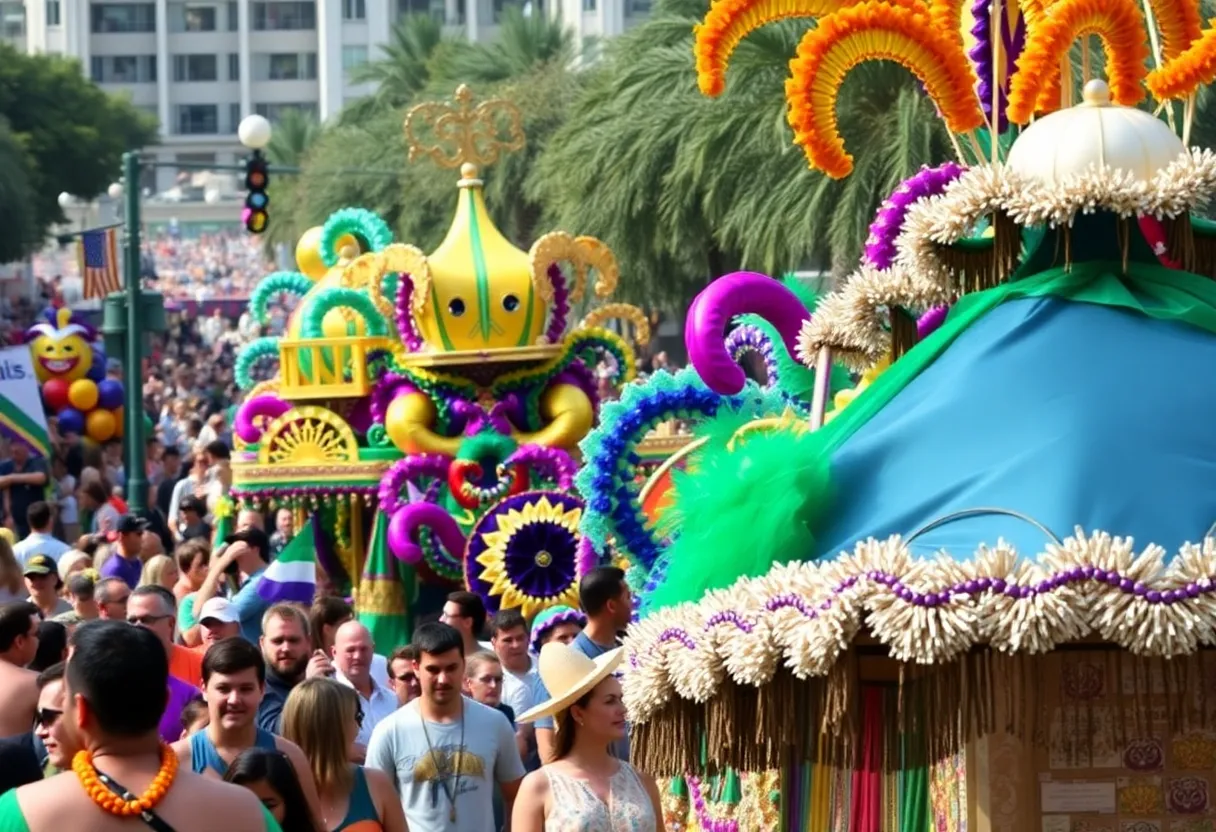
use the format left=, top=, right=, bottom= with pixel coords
left=78, top=228, right=121, bottom=299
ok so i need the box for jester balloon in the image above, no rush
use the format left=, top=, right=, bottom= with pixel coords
left=25, top=309, right=97, bottom=384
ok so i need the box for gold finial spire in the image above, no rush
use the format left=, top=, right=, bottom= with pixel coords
left=403, top=84, right=525, bottom=178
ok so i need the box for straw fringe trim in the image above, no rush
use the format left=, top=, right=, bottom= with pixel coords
left=800, top=151, right=1216, bottom=370
left=623, top=529, right=1216, bottom=723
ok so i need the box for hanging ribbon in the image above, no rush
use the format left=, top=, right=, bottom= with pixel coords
left=850, top=687, right=885, bottom=832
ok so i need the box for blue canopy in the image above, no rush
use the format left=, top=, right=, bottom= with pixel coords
left=814, top=296, right=1216, bottom=560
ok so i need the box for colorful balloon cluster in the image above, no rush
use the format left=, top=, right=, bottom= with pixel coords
left=25, top=309, right=125, bottom=442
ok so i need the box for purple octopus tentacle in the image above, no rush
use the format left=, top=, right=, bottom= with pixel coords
left=506, top=445, right=579, bottom=490
left=863, top=163, right=966, bottom=272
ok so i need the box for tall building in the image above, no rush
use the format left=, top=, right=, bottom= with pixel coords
left=3, top=0, right=651, bottom=197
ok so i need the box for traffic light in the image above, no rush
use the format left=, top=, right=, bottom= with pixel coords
left=243, top=150, right=269, bottom=234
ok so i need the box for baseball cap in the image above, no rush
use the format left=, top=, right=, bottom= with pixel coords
left=224, top=527, right=270, bottom=559
left=24, top=555, right=63, bottom=587
left=180, top=495, right=207, bottom=515
left=198, top=597, right=240, bottom=625
left=116, top=514, right=150, bottom=534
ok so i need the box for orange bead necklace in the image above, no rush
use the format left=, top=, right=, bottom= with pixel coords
left=72, top=744, right=179, bottom=817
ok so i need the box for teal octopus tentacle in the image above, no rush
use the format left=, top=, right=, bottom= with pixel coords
left=319, top=208, right=394, bottom=267
left=235, top=337, right=281, bottom=391
left=249, top=271, right=313, bottom=326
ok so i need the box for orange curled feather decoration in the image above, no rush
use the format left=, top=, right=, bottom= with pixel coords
left=1146, top=0, right=1203, bottom=60
left=1147, top=16, right=1216, bottom=100
left=1006, top=0, right=1150, bottom=124
left=694, top=0, right=866, bottom=97
left=784, top=1, right=984, bottom=179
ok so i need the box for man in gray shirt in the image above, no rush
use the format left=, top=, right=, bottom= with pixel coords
left=367, top=622, right=525, bottom=831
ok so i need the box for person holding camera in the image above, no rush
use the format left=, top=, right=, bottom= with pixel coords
left=190, top=527, right=272, bottom=643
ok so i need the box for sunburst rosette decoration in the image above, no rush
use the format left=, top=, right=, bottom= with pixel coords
left=465, top=491, right=594, bottom=619
left=229, top=85, right=674, bottom=616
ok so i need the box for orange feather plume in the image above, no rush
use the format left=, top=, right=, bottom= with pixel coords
left=1146, top=16, right=1216, bottom=100
left=1006, top=0, right=1150, bottom=124
left=785, top=1, right=984, bottom=178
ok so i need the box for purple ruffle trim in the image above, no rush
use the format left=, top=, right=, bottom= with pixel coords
left=395, top=274, right=425, bottom=352
left=916, top=305, right=949, bottom=339
left=529, top=608, right=588, bottom=654
left=863, top=163, right=965, bottom=271
left=969, top=0, right=1026, bottom=135
left=724, top=324, right=778, bottom=388
left=545, top=264, right=570, bottom=345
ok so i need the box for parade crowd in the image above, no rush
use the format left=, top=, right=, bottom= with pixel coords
left=0, top=407, right=661, bottom=831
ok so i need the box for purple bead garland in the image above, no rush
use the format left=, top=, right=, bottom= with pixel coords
left=686, top=774, right=739, bottom=832
left=369, top=374, right=417, bottom=425
left=639, top=568, right=1214, bottom=661
left=545, top=264, right=571, bottom=345
left=863, top=163, right=965, bottom=272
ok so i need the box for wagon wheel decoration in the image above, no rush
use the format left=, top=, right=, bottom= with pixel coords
left=257, top=406, right=360, bottom=466
left=465, top=491, right=595, bottom=619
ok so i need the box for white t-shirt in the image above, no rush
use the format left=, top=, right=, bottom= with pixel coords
left=366, top=697, right=525, bottom=832
left=13, top=532, right=72, bottom=566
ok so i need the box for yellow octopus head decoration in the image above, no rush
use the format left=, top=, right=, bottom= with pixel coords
left=26, top=308, right=96, bottom=384
left=384, top=85, right=621, bottom=354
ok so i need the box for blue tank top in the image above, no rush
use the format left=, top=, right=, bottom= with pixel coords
left=189, top=728, right=278, bottom=776
left=335, top=767, right=381, bottom=831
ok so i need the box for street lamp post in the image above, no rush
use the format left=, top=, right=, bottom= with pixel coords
left=120, top=151, right=148, bottom=513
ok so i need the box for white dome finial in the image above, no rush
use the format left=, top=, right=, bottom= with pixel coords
left=1082, top=79, right=1111, bottom=106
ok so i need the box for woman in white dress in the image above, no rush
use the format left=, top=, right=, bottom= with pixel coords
left=512, top=643, right=663, bottom=832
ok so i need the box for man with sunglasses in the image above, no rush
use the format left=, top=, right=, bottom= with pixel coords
left=387, top=645, right=420, bottom=707
left=33, top=662, right=79, bottom=775
left=127, top=586, right=203, bottom=742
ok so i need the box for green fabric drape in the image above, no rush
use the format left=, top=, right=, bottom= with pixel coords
left=651, top=261, right=1216, bottom=611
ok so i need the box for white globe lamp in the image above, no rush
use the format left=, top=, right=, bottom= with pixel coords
left=238, top=114, right=273, bottom=150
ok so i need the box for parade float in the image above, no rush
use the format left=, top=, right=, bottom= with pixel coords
left=606, top=0, right=1216, bottom=828
left=228, top=86, right=660, bottom=625
left=27, top=308, right=127, bottom=444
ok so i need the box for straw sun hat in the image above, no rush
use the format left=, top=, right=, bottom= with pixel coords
left=516, top=641, right=624, bottom=724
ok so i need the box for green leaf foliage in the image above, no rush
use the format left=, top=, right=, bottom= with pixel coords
left=0, top=43, right=158, bottom=260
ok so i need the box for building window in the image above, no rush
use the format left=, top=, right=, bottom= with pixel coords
left=254, top=52, right=318, bottom=81
left=89, top=55, right=158, bottom=84
left=254, top=102, right=318, bottom=122
left=342, top=0, right=365, bottom=20
left=46, top=1, right=61, bottom=26
left=229, top=103, right=242, bottom=133
left=227, top=1, right=239, bottom=29
left=175, top=104, right=219, bottom=135
left=582, top=0, right=595, bottom=10
left=625, top=0, right=649, bottom=13
left=228, top=53, right=240, bottom=80
left=251, top=2, right=315, bottom=30
left=395, top=0, right=447, bottom=21
left=90, top=2, right=156, bottom=33
left=173, top=54, right=219, bottom=82
left=1, top=3, right=26, bottom=40
left=341, top=45, right=367, bottom=74
left=172, top=4, right=218, bottom=32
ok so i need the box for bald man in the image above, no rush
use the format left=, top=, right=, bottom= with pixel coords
left=236, top=510, right=263, bottom=533
left=332, top=622, right=397, bottom=752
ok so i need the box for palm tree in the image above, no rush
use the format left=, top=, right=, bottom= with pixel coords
left=293, top=10, right=581, bottom=252
left=261, top=108, right=322, bottom=258
left=527, top=0, right=956, bottom=307
left=429, top=7, right=574, bottom=84
left=345, top=13, right=448, bottom=122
